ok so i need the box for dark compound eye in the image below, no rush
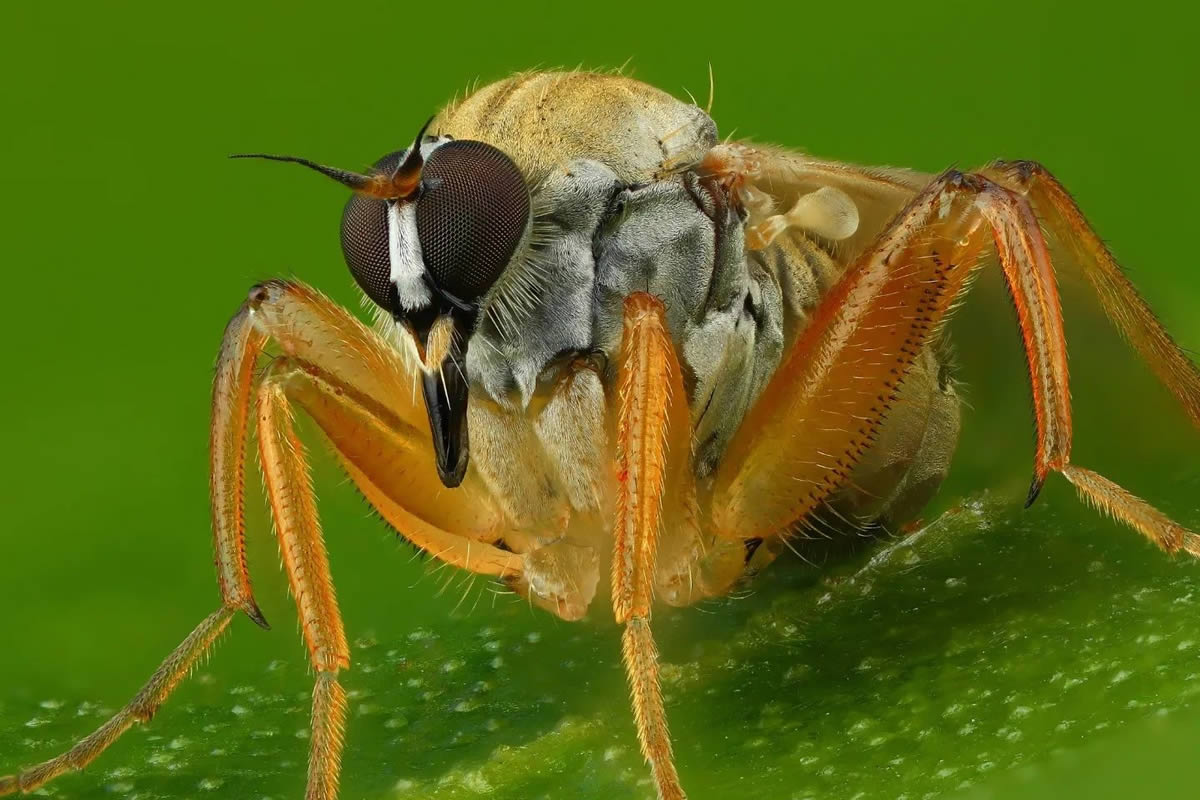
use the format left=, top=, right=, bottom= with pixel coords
left=415, top=140, right=530, bottom=304
left=340, top=193, right=391, bottom=308
left=339, top=150, right=403, bottom=309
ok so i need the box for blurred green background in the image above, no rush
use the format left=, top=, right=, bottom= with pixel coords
left=2, top=2, right=1198, bottom=799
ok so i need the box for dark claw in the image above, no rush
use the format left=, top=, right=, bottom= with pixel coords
left=244, top=601, right=271, bottom=631
left=1025, top=474, right=1045, bottom=508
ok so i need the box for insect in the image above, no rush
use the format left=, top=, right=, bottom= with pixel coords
left=3, top=69, right=1198, bottom=800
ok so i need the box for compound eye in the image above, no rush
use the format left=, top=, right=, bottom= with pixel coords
left=339, top=150, right=405, bottom=309
left=415, top=140, right=530, bottom=304
left=340, top=193, right=391, bottom=308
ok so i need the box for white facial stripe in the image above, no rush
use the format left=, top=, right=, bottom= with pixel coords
left=388, top=201, right=431, bottom=311
left=385, top=135, right=453, bottom=313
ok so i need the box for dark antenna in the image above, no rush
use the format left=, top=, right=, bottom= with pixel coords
left=231, top=116, right=437, bottom=199
left=228, top=153, right=372, bottom=191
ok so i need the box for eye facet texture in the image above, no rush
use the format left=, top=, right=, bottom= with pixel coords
left=416, top=140, right=529, bottom=304
left=339, top=150, right=403, bottom=309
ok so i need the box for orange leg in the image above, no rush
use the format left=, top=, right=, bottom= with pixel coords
left=210, top=303, right=270, bottom=627
left=0, top=609, right=233, bottom=795
left=258, top=367, right=350, bottom=800
left=986, top=160, right=1200, bottom=429
left=223, top=283, right=512, bottom=798
left=265, top=356, right=521, bottom=578
left=612, top=293, right=692, bottom=800
left=223, top=284, right=526, bottom=799
left=239, top=350, right=528, bottom=800
left=209, top=281, right=441, bottom=630
left=712, top=168, right=1198, bottom=556
left=2, top=280, right=517, bottom=798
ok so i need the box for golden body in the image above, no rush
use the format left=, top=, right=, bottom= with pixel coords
left=4, top=71, right=1198, bottom=800
left=430, top=72, right=961, bottom=617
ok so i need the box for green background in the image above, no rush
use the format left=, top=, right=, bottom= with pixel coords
left=2, top=2, right=1198, bottom=799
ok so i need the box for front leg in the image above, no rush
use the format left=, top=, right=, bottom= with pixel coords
left=210, top=280, right=451, bottom=629
left=2, top=280, right=517, bottom=799
left=257, top=368, right=349, bottom=800
left=0, top=610, right=234, bottom=796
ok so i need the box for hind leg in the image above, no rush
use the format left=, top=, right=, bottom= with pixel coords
left=710, top=167, right=1198, bottom=556
left=833, top=344, right=962, bottom=534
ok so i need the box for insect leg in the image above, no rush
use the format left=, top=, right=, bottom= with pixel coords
left=711, top=169, right=1198, bottom=556
left=245, top=300, right=525, bottom=798
left=265, top=357, right=521, bottom=577
left=0, top=610, right=233, bottom=796
left=985, top=160, right=1200, bottom=429
left=245, top=352, right=524, bottom=800
left=253, top=357, right=511, bottom=800
left=210, top=279, right=434, bottom=629
left=3, top=280, right=384, bottom=795
left=0, top=614, right=236, bottom=796
left=4, top=280, right=510, bottom=798
left=242, top=279, right=523, bottom=573
left=612, top=293, right=691, bottom=800
left=970, top=178, right=1199, bottom=555
left=257, top=368, right=349, bottom=800
left=973, top=179, right=1073, bottom=501
left=211, top=302, right=270, bottom=626
left=711, top=171, right=983, bottom=542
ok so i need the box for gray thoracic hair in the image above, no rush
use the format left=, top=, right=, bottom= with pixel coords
left=464, top=157, right=785, bottom=477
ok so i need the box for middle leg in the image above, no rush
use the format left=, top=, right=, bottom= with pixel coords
left=612, top=292, right=694, bottom=800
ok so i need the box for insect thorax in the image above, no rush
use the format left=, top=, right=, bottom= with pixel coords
left=411, top=72, right=842, bottom=546
left=468, top=153, right=799, bottom=479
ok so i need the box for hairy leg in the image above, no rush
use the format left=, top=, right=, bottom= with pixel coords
left=258, top=367, right=349, bottom=800
left=2, top=280, right=510, bottom=797
left=612, top=293, right=692, bottom=800
left=711, top=168, right=1197, bottom=557
left=210, top=280, right=441, bottom=629
left=0, top=610, right=233, bottom=796
left=986, top=160, right=1200, bottom=428
left=266, top=356, right=521, bottom=577
left=712, top=171, right=981, bottom=539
